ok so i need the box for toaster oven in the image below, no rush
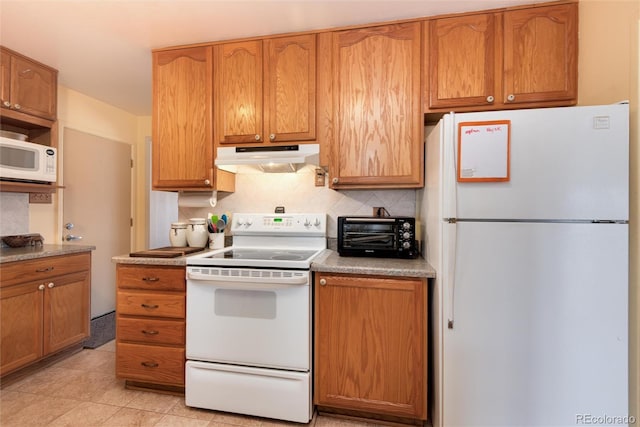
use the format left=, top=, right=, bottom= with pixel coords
left=337, top=216, right=418, bottom=259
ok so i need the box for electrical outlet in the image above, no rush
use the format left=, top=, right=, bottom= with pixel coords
left=29, top=193, right=52, bottom=204
left=315, top=168, right=325, bottom=187
left=373, top=207, right=384, bottom=217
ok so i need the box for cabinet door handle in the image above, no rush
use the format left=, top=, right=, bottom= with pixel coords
left=47, top=282, right=54, bottom=288
left=319, top=278, right=327, bottom=286
left=140, top=361, right=159, bottom=368
left=142, top=277, right=159, bottom=282
left=141, top=303, right=159, bottom=309
left=269, top=133, right=276, bottom=141
left=486, top=95, right=494, bottom=103
left=507, top=94, right=515, bottom=102
left=142, top=330, right=159, bottom=335
left=332, top=177, right=339, bottom=184
left=38, top=284, right=45, bottom=291
left=2, top=101, right=11, bottom=107
left=36, top=266, right=54, bottom=273
left=254, top=134, right=261, bottom=141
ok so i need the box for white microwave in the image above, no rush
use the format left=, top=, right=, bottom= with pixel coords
left=0, top=136, right=57, bottom=183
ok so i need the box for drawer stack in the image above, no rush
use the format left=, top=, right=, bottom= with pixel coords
left=115, top=264, right=186, bottom=391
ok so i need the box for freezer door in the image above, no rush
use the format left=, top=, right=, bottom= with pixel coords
left=447, top=104, right=629, bottom=221
left=442, top=221, right=628, bottom=427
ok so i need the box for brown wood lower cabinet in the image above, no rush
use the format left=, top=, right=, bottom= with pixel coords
left=115, top=264, right=186, bottom=391
left=314, top=272, right=427, bottom=421
left=0, top=252, right=91, bottom=377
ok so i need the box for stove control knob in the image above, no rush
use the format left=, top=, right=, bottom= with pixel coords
left=236, top=218, right=245, bottom=226
left=304, top=218, right=311, bottom=228
left=314, top=218, right=321, bottom=227
left=245, top=218, right=253, bottom=227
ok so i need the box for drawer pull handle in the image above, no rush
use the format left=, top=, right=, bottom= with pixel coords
left=141, top=361, right=159, bottom=368
left=142, top=330, right=159, bottom=335
left=141, top=303, right=159, bottom=309
left=36, top=267, right=54, bottom=273
left=142, top=277, right=159, bottom=282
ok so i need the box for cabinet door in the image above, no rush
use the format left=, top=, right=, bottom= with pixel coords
left=427, top=13, right=499, bottom=109
left=214, top=40, right=263, bottom=144
left=0, top=282, right=43, bottom=376
left=332, top=23, right=423, bottom=189
left=0, top=49, right=11, bottom=111
left=502, top=3, right=577, bottom=105
left=44, top=271, right=90, bottom=354
left=314, top=273, right=427, bottom=419
left=263, top=34, right=316, bottom=143
left=152, top=47, right=214, bottom=189
left=7, top=54, right=57, bottom=120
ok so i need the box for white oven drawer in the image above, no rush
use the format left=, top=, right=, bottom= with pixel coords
left=185, top=361, right=311, bottom=423
left=186, top=271, right=310, bottom=371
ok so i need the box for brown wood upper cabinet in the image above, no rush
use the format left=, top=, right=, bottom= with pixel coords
left=0, top=46, right=57, bottom=121
left=152, top=46, right=234, bottom=191
left=330, top=23, right=424, bottom=189
left=214, top=34, right=316, bottom=145
left=426, top=2, right=577, bottom=111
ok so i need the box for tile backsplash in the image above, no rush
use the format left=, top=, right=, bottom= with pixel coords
left=0, top=192, right=29, bottom=236
left=179, top=167, right=416, bottom=238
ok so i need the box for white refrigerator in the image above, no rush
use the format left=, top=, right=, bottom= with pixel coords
left=418, top=104, right=629, bottom=427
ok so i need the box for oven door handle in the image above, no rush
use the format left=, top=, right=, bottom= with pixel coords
left=187, top=272, right=308, bottom=287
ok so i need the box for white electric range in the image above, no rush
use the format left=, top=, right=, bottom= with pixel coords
left=185, top=213, right=326, bottom=423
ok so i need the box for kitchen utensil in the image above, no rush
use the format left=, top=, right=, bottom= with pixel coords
left=216, top=218, right=226, bottom=232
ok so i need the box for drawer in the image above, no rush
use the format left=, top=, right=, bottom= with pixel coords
left=116, top=342, right=184, bottom=386
left=1, top=253, right=91, bottom=288
left=117, top=291, right=184, bottom=319
left=117, top=265, right=185, bottom=291
left=117, top=317, right=185, bottom=345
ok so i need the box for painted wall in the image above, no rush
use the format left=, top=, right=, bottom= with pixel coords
left=577, top=0, right=639, bottom=418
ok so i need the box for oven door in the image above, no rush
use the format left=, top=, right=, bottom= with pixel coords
left=186, top=267, right=310, bottom=371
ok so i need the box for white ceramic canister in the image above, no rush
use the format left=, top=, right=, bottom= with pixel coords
left=186, top=218, right=209, bottom=247
left=169, top=222, right=187, bottom=247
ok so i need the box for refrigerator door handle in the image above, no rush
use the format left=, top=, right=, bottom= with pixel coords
left=444, top=220, right=457, bottom=329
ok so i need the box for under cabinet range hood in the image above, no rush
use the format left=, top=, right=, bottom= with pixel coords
left=215, top=144, right=319, bottom=173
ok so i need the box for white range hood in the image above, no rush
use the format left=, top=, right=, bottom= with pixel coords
left=215, top=144, right=320, bottom=173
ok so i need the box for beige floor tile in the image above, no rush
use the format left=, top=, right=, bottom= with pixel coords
left=54, top=370, right=117, bottom=401
left=53, top=348, right=115, bottom=374
left=47, top=401, right=120, bottom=426
left=101, top=407, right=165, bottom=426
left=168, top=399, right=216, bottom=421
left=125, top=391, right=181, bottom=413
left=0, top=390, right=41, bottom=424
left=156, top=414, right=212, bottom=426
left=90, top=378, right=147, bottom=407
left=96, top=340, right=116, bottom=353
left=1, top=395, right=82, bottom=426
left=3, top=366, right=85, bottom=395
left=314, top=416, right=384, bottom=427
left=210, top=411, right=265, bottom=426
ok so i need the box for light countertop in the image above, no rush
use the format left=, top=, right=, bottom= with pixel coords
left=112, top=248, right=436, bottom=278
left=0, top=244, right=96, bottom=263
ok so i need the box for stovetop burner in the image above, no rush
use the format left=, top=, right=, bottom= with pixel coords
left=217, top=248, right=319, bottom=262
left=186, top=213, right=327, bottom=269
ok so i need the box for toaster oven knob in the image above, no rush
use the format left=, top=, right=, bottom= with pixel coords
left=402, top=241, right=411, bottom=249
left=403, top=232, right=411, bottom=239
left=402, top=222, right=411, bottom=230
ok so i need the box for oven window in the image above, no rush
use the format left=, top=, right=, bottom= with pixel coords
left=214, top=289, right=276, bottom=319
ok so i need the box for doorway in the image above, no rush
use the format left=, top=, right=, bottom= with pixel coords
left=62, top=128, right=131, bottom=342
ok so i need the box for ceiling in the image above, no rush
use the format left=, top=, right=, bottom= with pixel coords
left=1, top=0, right=542, bottom=116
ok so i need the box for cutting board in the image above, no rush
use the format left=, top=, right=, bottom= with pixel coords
left=129, top=246, right=205, bottom=258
